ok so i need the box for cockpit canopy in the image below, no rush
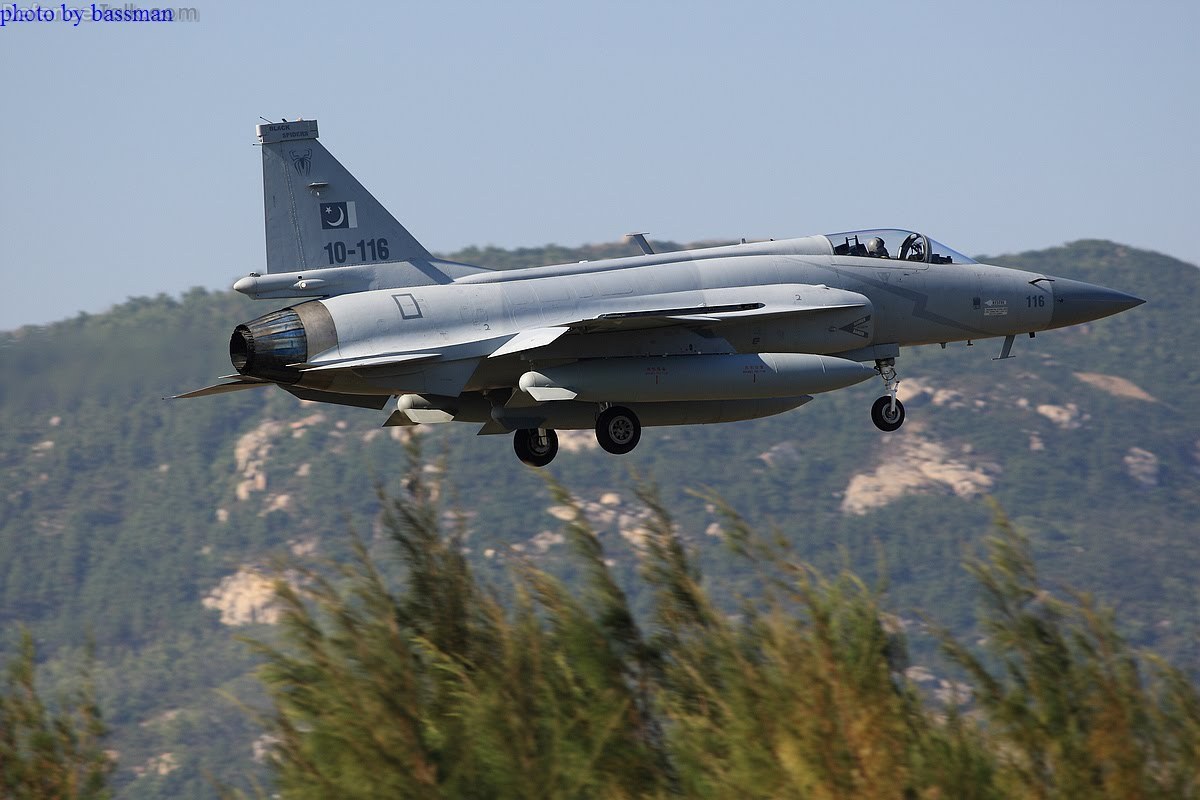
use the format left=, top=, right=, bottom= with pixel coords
left=823, top=229, right=977, bottom=265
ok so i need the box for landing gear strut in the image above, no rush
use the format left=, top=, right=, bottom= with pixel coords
left=514, top=427, right=558, bottom=467
left=595, top=405, right=641, bottom=454
left=871, top=358, right=905, bottom=432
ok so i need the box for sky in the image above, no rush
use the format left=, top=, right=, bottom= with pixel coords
left=1, top=0, right=1196, bottom=330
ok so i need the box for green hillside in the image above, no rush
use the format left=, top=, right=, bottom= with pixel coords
left=0, top=239, right=1195, bottom=797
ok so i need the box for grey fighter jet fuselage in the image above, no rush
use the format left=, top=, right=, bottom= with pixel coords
left=177, top=120, right=1144, bottom=467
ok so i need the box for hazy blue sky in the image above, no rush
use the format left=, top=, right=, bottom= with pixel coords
left=1, top=0, right=1195, bottom=329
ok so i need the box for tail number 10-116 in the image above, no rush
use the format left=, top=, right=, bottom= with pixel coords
left=323, top=238, right=391, bottom=264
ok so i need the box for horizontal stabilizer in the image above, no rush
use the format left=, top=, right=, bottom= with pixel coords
left=169, top=377, right=271, bottom=399
left=489, top=326, right=571, bottom=358
left=282, top=386, right=389, bottom=409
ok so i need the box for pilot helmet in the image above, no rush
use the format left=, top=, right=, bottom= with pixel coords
left=866, top=237, right=886, bottom=255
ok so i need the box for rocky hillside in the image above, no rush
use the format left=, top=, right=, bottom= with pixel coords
left=0, top=239, right=1195, bottom=798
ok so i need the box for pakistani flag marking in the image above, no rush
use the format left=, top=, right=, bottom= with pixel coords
left=321, top=201, right=358, bottom=230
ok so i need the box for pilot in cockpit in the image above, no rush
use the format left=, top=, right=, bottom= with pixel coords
left=866, top=237, right=890, bottom=258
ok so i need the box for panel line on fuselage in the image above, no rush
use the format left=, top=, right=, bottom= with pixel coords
left=826, top=265, right=991, bottom=339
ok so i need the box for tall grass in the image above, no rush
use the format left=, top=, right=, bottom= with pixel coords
left=239, top=447, right=1200, bottom=799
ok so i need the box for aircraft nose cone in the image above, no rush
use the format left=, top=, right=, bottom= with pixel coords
left=1049, top=277, right=1144, bottom=329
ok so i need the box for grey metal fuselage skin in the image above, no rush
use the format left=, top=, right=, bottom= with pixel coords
left=293, top=235, right=1054, bottom=400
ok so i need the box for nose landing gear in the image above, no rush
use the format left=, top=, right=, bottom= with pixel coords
left=871, top=358, right=905, bottom=432
left=871, top=395, right=905, bottom=431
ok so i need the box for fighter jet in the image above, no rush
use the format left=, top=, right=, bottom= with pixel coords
left=176, top=119, right=1145, bottom=467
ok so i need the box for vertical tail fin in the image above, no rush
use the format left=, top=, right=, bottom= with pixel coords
left=257, top=120, right=433, bottom=274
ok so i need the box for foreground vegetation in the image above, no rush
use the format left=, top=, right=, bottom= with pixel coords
left=0, top=630, right=111, bottom=799
left=228, top=448, right=1200, bottom=799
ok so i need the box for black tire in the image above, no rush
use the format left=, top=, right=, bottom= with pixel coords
left=514, top=428, right=558, bottom=467
left=595, top=406, right=641, bottom=454
left=871, top=396, right=905, bottom=432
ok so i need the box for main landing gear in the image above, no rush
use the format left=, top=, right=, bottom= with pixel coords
left=512, top=405, right=643, bottom=468
left=595, top=405, right=641, bottom=454
left=514, top=428, right=558, bottom=468
left=871, top=357, right=905, bottom=432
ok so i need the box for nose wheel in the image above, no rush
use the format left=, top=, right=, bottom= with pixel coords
left=871, top=395, right=905, bottom=431
left=596, top=405, right=641, bottom=454
left=871, top=357, right=905, bottom=432
left=514, top=427, right=558, bottom=467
